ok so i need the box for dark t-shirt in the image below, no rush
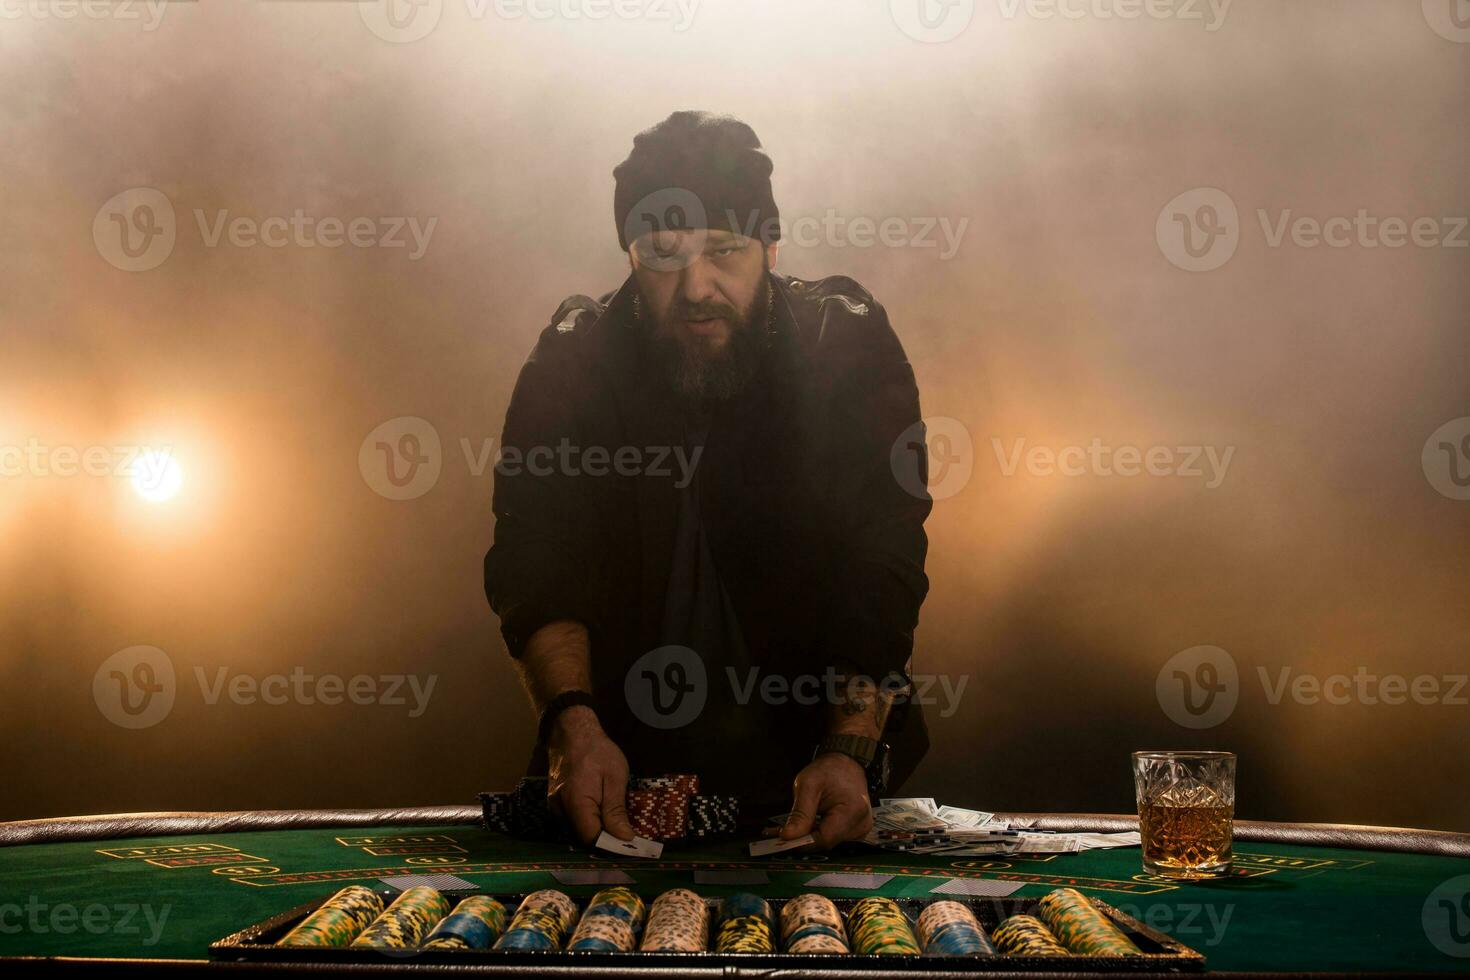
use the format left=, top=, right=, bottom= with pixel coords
left=652, top=409, right=788, bottom=806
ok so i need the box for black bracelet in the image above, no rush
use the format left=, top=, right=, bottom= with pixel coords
left=537, top=690, right=597, bottom=746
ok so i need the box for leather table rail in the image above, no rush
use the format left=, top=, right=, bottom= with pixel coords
left=2, top=807, right=1468, bottom=856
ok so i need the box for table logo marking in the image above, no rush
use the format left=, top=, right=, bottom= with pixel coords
left=336, top=835, right=458, bottom=847
left=361, top=845, right=467, bottom=856
left=98, top=843, right=239, bottom=859
left=147, top=853, right=268, bottom=869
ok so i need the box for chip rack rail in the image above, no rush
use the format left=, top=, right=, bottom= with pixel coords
left=210, top=889, right=1206, bottom=973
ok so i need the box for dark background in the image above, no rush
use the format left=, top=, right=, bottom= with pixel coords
left=2, top=1, right=1467, bottom=828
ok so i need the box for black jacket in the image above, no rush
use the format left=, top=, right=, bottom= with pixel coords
left=484, top=271, right=932, bottom=803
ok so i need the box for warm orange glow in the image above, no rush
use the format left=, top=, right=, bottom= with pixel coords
left=130, top=450, right=184, bottom=504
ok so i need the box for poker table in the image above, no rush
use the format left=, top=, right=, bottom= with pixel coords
left=3, top=807, right=1470, bottom=976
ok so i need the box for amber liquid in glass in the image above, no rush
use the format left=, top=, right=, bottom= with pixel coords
left=1139, top=802, right=1234, bottom=877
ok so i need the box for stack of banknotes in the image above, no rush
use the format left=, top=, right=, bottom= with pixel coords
left=770, top=798, right=1141, bottom=856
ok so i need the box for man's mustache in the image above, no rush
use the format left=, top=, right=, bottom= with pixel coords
left=672, top=302, right=739, bottom=322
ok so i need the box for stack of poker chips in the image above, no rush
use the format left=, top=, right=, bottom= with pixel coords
left=626, top=775, right=695, bottom=840
left=713, top=893, right=777, bottom=953
left=626, top=775, right=738, bottom=841
left=479, top=777, right=556, bottom=839
left=1034, top=887, right=1142, bottom=956
left=687, top=794, right=739, bottom=838
left=915, top=900, right=996, bottom=956
left=481, top=774, right=738, bottom=843
left=492, top=890, right=581, bottom=951
left=420, top=896, right=510, bottom=950
left=846, top=897, right=921, bottom=955
left=350, top=886, right=451, bottom=949
left=779, top=894, right=849, bottom=953
left=991, top=914, right=1070, bottom=956
left=277, top=885, right=385, bottom=947
left=639, top=888, right=710, bottom=952
left=566, top=887, right=647, bottom=952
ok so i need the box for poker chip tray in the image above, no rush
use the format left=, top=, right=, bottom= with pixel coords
left=211, top=889, right=1206, bottom=972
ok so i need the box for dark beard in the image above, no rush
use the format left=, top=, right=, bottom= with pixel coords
left=640, top=276, right=770, bottom=402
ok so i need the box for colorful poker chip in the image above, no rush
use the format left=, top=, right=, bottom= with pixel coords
left=915, top=900, right=995, bottom=957
left=1034, top=887, right=1142, bottom=957
left=714, top=915, right=776, bottom=953
left=640, top=888, right=710, bottom=952
left=492, top=890, right=580, bottom=951
left=846, top=897, right=920, bottom=955
left=716, top=893, right=773, bottom=927
left=714, top=893, right=776, bottom=953
left=351, top=886, right=451, bottom=949
left=992, top=914, right=1070, bottom=956
left=420, top=896, right=510, bottom=950
left=567, top=887, right=646, bottom=953
left=278, top=886, right=385, bottom=948
left=786, top=925, right=850, bottom=954
left=780, top=894, right=848, bottom=954
left=567, top=913, right=636, bottom=952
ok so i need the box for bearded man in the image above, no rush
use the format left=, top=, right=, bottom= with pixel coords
left=484, top=110, right=932, bottom=851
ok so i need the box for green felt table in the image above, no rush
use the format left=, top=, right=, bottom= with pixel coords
left=2, top=815, right=1469, bottom=974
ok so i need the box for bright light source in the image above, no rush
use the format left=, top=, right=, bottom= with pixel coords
left=131, top=450, right=183, bottom=503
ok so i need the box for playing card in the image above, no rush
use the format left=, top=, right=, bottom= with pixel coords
left=929, top=878, right=1026, bottom=897
left=595, top=831, right=663, bottom=859
left=748, top=834, right=815, bottom=856
left=805, top=872, right=894, bottom=889
left=378, top=874, right=480, bottom=892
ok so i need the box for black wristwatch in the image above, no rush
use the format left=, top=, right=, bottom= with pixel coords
left=814, top=734, right=892, bottom=798
left=537, top=691, right=597, bottom=746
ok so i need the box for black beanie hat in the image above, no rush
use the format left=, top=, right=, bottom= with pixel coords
left=613, top=110, right=781, bottom=251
